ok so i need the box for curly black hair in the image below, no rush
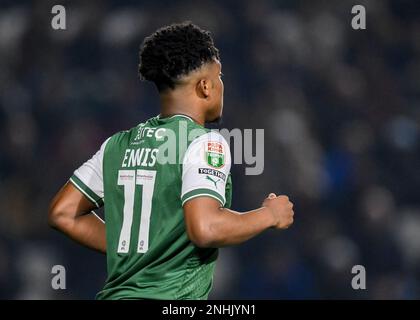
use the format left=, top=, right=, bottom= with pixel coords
left=138, top=22, right=220, bottom=92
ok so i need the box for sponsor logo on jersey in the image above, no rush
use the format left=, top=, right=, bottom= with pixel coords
left=119, top=173, right=135, bottom=181
left=205, top=141, right=225, bottom=168
left=137, top=173, right=154, bottom=181
left=133, top=124, right=166, bottom=143
left=198, top=168, right=226, bottom=181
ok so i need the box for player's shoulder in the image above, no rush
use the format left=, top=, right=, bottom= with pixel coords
left=110, top=117, right=161, bottom=142
left=182, top=129, right=231, bottom=174
left=184, top=130, right=231, bottom=167
left=104, top=128, right=133, bottom=148
left=105, top=116, right=159, bottom=146
left=189, top=130, right=229, bottom=149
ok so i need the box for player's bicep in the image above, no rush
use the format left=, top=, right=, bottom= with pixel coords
left=49, top=181, right=97, bottom=220
left=183, top=196, right=222, bottom=246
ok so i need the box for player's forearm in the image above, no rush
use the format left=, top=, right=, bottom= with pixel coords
left=202, top=206, right=275, bottom=247
left=50, top=212, right=106, bottom=254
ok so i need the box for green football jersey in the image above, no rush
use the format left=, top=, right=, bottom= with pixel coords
left=69, top=114, right=232, bottom=300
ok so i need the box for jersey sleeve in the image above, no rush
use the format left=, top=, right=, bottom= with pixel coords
left=181, top=131, right=232, bottom=207
left=68, top=137, right=111, bottom=208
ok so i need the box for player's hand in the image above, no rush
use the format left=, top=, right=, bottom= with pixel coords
left=262, top=193, right=294, bottom=229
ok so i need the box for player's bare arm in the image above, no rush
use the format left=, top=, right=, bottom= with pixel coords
left=184, top=194, right=294, bottom=248
left=48, top=182, right=106, bottom=253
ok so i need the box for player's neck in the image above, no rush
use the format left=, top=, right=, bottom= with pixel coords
left=159, top=92, right=206, bottom=126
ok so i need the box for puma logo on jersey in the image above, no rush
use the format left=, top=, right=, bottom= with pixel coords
left=206, top=175, right=222, bottom=189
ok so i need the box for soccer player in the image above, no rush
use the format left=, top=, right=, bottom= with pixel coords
left=48, top=22, right=294, bottom=300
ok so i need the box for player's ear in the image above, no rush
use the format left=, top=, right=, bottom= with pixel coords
left=196, top=78, right=211, bottom=99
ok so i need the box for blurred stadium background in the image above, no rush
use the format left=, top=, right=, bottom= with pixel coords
left=1, top=0, right=420, bottom=299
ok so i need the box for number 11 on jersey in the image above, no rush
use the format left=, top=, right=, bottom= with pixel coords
left=117, top=169, right=157, bottom=254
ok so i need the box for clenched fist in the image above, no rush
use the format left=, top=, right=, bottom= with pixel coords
left=262, top=193, right=294, bottom=229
